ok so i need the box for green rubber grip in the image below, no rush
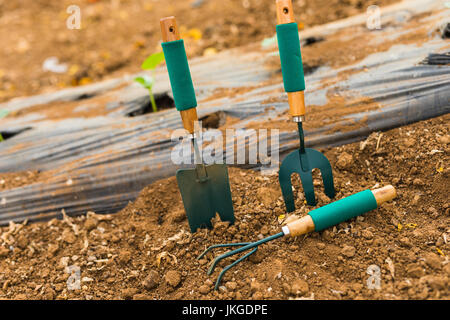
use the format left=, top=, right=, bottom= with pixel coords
left=309, top=190, right=378, bottom=231
left=161, top=39, right=197, bottom=111
left=276, top=23, right=305, bottom=92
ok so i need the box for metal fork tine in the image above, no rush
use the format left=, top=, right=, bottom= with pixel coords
left=299, top=170, right=315, bottom=205
left=317, top=164, right=335, bottom=200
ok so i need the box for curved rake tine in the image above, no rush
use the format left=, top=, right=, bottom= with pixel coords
left=198, top=233, right=285, bottom=290
left=207, top=242, right=258, bottom=275
left=197, top=242, right=252, bottom=260
left=214, top=247, right=258, bottom=290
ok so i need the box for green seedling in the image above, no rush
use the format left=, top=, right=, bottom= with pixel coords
left=134, top=51, right=165, bottom=113
left=0, top=133, right=3, bottom=142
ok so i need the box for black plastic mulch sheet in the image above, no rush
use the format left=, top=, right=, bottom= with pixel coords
left=0, top=4, right=449, bottom=224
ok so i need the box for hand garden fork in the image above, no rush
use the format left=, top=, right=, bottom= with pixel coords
left=276, top=0, right=335, bottom=211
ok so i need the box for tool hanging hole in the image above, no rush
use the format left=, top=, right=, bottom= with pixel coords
left=169, top=26, right=175, bottom=33
left=283, top=7, right=289, bottom=14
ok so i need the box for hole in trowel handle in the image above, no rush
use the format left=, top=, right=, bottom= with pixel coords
left=283, top=7, right=289, bottom=14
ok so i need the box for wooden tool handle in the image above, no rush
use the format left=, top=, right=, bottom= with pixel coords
left=282, top=215, right=315, bottom=237
left=283, top=185, right=397, bottom=237
left=276, top=0, right=306, bottom=119
left=276, top=0, right=295, bottom=24
left=160, top=16, right=181, bottom=42
left=160, top=16, right=198, bottom=134
left=372, top=185, right=397, bottom=206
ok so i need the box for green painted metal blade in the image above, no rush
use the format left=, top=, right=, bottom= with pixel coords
left=176, top=163, right=235, bottom=233
left=279, top=148, right=335, bottom=211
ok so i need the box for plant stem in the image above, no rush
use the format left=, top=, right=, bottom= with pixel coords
left=149, top=89, right=158, bottom=113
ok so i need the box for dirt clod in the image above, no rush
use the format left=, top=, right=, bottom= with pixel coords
left=48, top=244, right=59, bottom=257
left=143, top=270, right=160, bottom=290
left=317, top=242, right=326, bottom=250
left=252, top=292, right=263, bottom=300
left=0, top=246, right=9, bottom=258
left=84, top=218, right=98, bottom=231
left=443, top=264, right=450, bottom=276
left=407, top=264, right=425, bottom=278
left=118, top=250, right=132, bottom=265
left=199, top=285, right=211, bottom=295
left=61, top=229, right=76, bottom=244
left=133, top=293, right=151, bottom=300
left=250, top=280, right=263, bottom=293
left=362, top=229, right=374, bottom=240
left=249, top=250, right=265, bottom=264
left=290, top=279, right=309, bottom=296
left=122, top=288, right=139, bottom=300
left=419, top=276, right=447, bottom=291
left=257, top=187, right=281, bottom=207
left=423, top=253, right=442, bottom=270
left=341, top=245, right=356, bottom=258
left=225, top=281, right=238, bottom=291
left=165, top=270, right=182, bottom=287
left=336, top=152, right=353, bottom=170
left=399, top=237, right=412, bottom=248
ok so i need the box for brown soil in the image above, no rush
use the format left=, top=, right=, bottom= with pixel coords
left=1, top=113, right=448, bottom=300
left=0, top=171, right=42, bottom=191
left=0, top=0, right=399, bottom=103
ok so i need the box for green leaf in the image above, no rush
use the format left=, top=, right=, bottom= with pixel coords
left=0, top=109, right=9, bottom=119
left=141, top=52, right=165, bottom=70
left=134, top=76, right=154, bottom=89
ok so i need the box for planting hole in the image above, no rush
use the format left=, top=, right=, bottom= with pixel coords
left=304, top=36, right=325, bottom=46
left=0, top=128, right=30, bottom=141
left=199, top=111, right=227, bottom=129
left=126, top=93, right=175, bottom=117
